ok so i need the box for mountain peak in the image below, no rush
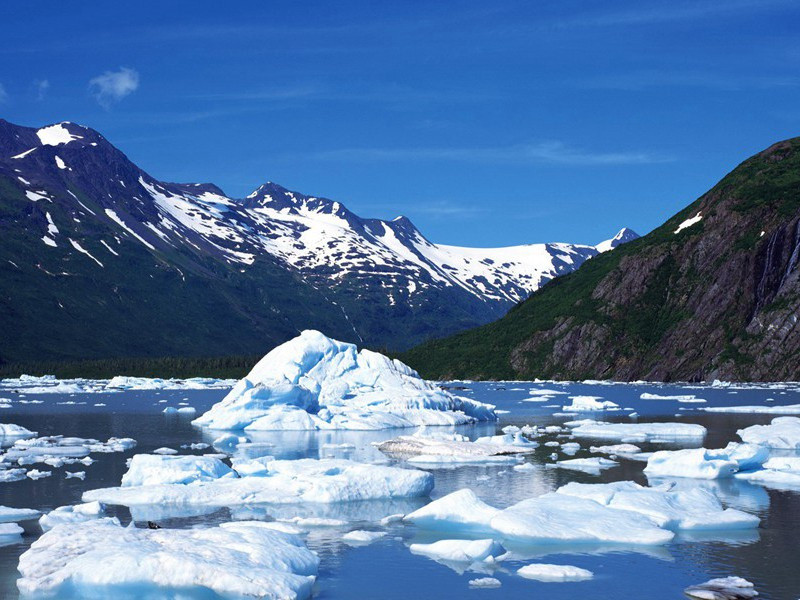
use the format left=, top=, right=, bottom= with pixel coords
left=595, top=227, right=640, bottom=253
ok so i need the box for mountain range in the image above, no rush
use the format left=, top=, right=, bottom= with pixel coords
left=0, top=119, right=635, bottom=365
left=403, top=136, right=800, bottom=382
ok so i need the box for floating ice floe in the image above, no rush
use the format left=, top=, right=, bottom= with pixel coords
left=84, top=457, right=433, bottom=508
left=734, top=456, right=800, bottom=489
left=39, top=501, right=108, bottom=531
left=106, top=376, right=236, bottom=391
left=405, top=480, right=758, bottom=546
left=517, top=563, right=593, bottom=582
left=737, top=417, right=800, bottom=449
left=644, top=443, right=769, bottom=479
left=555, top=481, right=759, bottom=531
left=0, top=424, right=36, bottom=442
left=701, top=404, right=800, bottom=414
left=640, top=393, right=706, bottom=403
left=375, top=430, right=535, bottom=466
left=341, top=529, right=386, bottom=545
left=566, top=419, right=706, bottom=442
left=409, top=538, right=506, bottom=564
left=122, top=454, right=235, bottom=486
left=589, top=443, right=641, bottom=455
left=561, top=396, right=620, bottom=412
left=0, top=506, right=39, bottom=523
left=17, top=519, right=319, bottom=599
left=550, top=457, right=618, bottom=473
left=684, top=576, right=757, bottom=600
left=192, top=331, right=495, bottom=431
left=468, top=577, right=502, bottom=587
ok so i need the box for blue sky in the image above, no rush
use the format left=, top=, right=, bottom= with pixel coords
left=2, top=0, right=799, bottom=246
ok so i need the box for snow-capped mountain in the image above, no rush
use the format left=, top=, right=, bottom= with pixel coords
left=0, top=119, right=637, bottom=363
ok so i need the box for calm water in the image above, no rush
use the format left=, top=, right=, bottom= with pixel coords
left=1, top=381, right=799, bottom=599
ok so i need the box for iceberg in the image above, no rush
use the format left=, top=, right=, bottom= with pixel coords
left=341, top=529, right=386, bottom=544
left=644, top=443, right=769, bottom=479
left=403, top=489, right=500, bottom=533
left=375, top=430, right=535, bottom=466
left=684, top=576, right=757, bottom=600
left=550, top=457, right=618, bottom=472
left=84, top=457, right=433, bottom=507
left=517, top=563, right=593, bottom=582
left=121, top=454, right=236, bottom=486
left=561, top=396, right=620, bottom=412
left=737, top=417, right=800, bottom=449
left=192, top=331, right=495, bottom=431
left=39, top=502, right=108, bottom=532
left=405, top=480, right=758, bottom=546
left=0, top=423, right=36, bottom=442
left=735, top=456, right=800, bottom=489
left=468, top=577, right=502, bottom=587
left=555, top=481, right=759, bottom=531
left=409, top=538, right=506, bottom=563
left=701, top=403, right=800, bottom=414
left=0, top=505, right=39, bottom=523
left=405, top=488, right=673, bottom=545
left=17, top=519, right=319, bottom=599
left=567, top=420, right=706, bottom=442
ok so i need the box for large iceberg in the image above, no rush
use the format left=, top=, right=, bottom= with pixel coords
left=17, top=519, right=319, bottom=599
left=84, top=457, right=433, bottom=508
left=192, top=331, right=495, bottom=431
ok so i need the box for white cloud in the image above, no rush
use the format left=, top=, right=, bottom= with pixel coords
left=89, top=67, right=139, bottom=107
left=311, top=141, right=671, bottom=166
left=34, top=79, right=49, bottom=101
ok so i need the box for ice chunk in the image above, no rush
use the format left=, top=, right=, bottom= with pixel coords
left=408, top=488, right=674, bottom=545
left=39, top=502, right=107, bottom=531
left=640, top=393, right=705, bottom=403
left=684, top=576, right=757, bottom=600
left=0, top=506, right=39, bottom=523
left=192, top=331, right=495, bottom=431
left=702, top=404, right=800, bottom=414
left=568, top=420, right=706, bottom=442
left=409, top=539, right=505, bottom=563
left=85, top=458, right=433, bottom=507
left=376, top=432, right=532, bottom=465
left=590, top=443, right=641, bottom=455
left=737, top=417, right=800, bottom=449
left=550, top=457, right=618, bottom=472
left=556, top=481, right=758, bottom=530
left=491, top=494, right=674, bottom=545
left=0, top=469, right=27, bottom=483
left=17, top=519, right=318, bottom=599
left=152, top=447, right=178, bottom=455
left=645, top=449, right=737, bottom=479
left=0, top=523, right=23, bottom=538
left=735, top=456, right=800, bottom=489
left=404, top=489, right=499, bottom=533
left=121, top=454, right=235, bottom=487
left=562, top=396, right=619, bottom=412
left=517, top=563, right=593, bottom=582
left=342, top=530, right=386, bottom=545
left=468, top=577, right=501, bottom=587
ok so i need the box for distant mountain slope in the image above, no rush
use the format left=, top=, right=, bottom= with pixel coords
left=0, top=119, right=633, bottom=364
left=402, top=137, right=800, bottom=382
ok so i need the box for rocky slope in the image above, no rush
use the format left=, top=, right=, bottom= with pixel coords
left=403, top=137, right=800, bottom=382
left=0, top=119, right=632, bottom=364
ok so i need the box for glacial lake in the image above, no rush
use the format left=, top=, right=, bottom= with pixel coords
left=0, top=380, right=799, bottom=599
